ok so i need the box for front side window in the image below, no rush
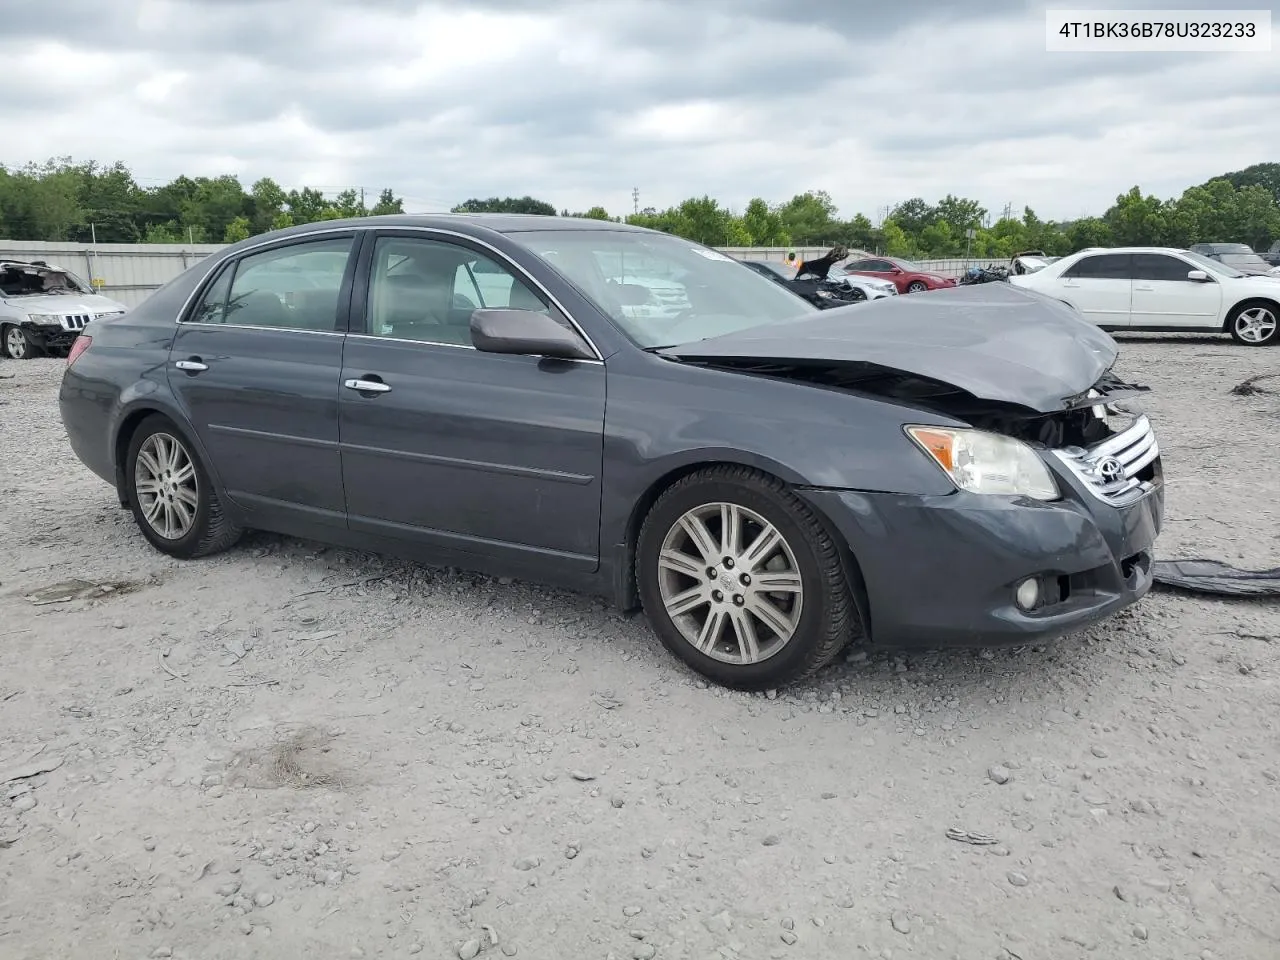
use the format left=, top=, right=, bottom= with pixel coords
left=189, top=236, right=353, bottom=330
left=508, top=229, right=816, bottom=349
left=1131, top=254, right=1200, bottom=282
left=364, top=236, right=551, bottom=346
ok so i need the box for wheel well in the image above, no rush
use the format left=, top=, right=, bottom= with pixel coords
left=615, top=462, right=872, bottom=640
left=112, top=408, right=167, bottom=506
left=1223, top=297, right=1280, bottom=333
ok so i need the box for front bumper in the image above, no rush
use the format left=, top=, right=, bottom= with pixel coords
left=799, top=470, right=1163, bottom=650
left=21, top=321, right=79, bottom=352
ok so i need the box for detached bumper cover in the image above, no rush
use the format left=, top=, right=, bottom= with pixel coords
left=800, top=477, right=1164, bottom=649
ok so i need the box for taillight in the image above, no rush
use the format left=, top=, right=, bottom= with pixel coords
left=67, top=335, right=92, bottom=367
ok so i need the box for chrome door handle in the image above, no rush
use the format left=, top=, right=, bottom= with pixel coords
left=1134, top=284, right=1154, bottom=291
left=344, top=378, right=391, bottom=394
left=175, top=359, right=208, bottom=372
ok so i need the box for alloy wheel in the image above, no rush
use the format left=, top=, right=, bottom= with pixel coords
left=656, top=502, right=804, bottom=665
left=4, top=327, right=27, bottom=359
left=134, top=432, right=201, bottom=540
left=1234, top=306, right=1277, bottom=344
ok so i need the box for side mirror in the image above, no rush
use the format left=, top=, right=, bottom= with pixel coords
left=470, top=308, right=595, bottom=361
left=1186, top=269, right=1210, bottom=282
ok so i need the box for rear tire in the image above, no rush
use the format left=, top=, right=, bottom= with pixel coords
left=124, top=414, right=243, bottom=559
left=636, top=466, right=858, bottom=690
left=1227, top=301, right=1279, bottom=346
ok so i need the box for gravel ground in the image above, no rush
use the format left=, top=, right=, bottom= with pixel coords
left=1, top=337, right=1278, bottom=960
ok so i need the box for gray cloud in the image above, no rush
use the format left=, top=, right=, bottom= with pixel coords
left=1, top=0, right=1277, bottom=220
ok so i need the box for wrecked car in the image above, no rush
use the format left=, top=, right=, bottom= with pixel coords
left=58, top=216, right=1163, bottom=690
left=738, top=258, right=878, bottom=308
left=1, top=259, right=128, bottom=360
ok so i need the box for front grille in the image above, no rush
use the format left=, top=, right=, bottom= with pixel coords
left=1051, top=414, right=1160, bottom=506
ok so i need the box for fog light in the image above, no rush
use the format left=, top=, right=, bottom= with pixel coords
left=1015, top=577, right=1041, bottom=611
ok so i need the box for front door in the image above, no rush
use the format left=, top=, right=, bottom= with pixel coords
left=166, top=232, right=358, bottom=527
left=338, top=231, right=606, bottom=576
left=1129, top=252, right=1223, bottom=329
left=1056, top=252, right=1133, bottom=329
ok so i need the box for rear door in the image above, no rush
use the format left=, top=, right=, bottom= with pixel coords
left=1129, top=252, right=1222, bottom=329
left=337, top=230, right=607, bottom=575
left=1056, top=252, right=1133, bottom=328
left=166, top=232, right=359, bottom=528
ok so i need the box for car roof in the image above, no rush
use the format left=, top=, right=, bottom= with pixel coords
left=239, top=213, right=654, bottom=242
left=1067, top=246, right=1198, bottom=256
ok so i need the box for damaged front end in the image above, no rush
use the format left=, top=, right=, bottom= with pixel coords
left=660, top=282, right=1163, bottom=504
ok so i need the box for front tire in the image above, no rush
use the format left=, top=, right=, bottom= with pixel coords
left=1227, top=301, right=1278, bottom=345
left=636, top=466, right=858, bottom=690
left=3, top=325, right=39, bottom=360
left=906, top=280, right=929, bottom=294
left=124, top=414, right=243, bottom=559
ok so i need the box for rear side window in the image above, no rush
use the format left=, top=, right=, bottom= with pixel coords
left=191, top=264, right=233, bottom=323
left=1063, top=254, right=1132, bottom=280
left=188, top=236, right=354, bottom=330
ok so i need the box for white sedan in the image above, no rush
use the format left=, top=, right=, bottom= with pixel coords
left=1008, top=246, right=1280, bottom=346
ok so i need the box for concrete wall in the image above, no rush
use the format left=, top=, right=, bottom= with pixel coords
left=0, top=240, right=1006, bottom=308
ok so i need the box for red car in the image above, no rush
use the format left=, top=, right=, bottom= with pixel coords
left=840, top=256, right=958, bottom=294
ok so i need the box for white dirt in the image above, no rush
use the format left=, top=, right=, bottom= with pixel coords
left=1, top=337, right=1278, bottom=960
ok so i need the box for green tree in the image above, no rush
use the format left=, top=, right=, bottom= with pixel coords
left=249, top=177, right=287, bottom=233
left=1064, top=216, right=1112, bottom=250
left=935, top=194, right=986, bottom=232
left=287, top=187, right=330, bottom=224
left=369, top=188, right=404, bottom=216
left=776, top=191, right=839, bottom=244
left=888, top=197, right=938, bottom=236
left=878, top=218, right=913, bottom=256
left=223, top=216, right=251, bottom=243
left=741, top=197, right=789, bottom=245
left=1216, top=162, right=1280, bottom=205
left=1103, top=186, right=1170, bottom=246
left=451, top=196, right=556, bottom=215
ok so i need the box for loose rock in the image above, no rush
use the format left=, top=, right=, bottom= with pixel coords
left=988, top=766, right=1012, bottom=785
left=890, top=911, right=911, bottom=934
left=458, top=938, right=481, bottom=960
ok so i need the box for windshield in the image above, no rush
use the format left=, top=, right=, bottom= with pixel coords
left=1183, top=250, right=1245, bottom=278
left=508, top=229, right=817, bottom=348
left=0, top=261, right=95, bottom=297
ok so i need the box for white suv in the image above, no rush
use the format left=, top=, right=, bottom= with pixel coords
left=1, top=259, right=128, bottom=360
left=1008, top=246, right=1280, bottom=346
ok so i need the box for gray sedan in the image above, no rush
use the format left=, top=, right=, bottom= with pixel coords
left=58, top=215, right=1165, bottom=689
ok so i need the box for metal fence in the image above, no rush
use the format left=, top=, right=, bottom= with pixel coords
left=0, top=239, right=1007, bottom=308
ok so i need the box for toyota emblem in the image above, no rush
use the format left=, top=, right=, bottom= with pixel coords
left=1096, top=456, right=1125, bottom=483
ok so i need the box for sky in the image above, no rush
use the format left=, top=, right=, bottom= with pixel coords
left=2, top=0, right=1277, bottom=224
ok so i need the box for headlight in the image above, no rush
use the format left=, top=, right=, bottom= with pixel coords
left=906, top=426, right=1059, bottom=500
left=816, top=290, right=835, bottom=299
left=26, top=313, right=64, bottom=325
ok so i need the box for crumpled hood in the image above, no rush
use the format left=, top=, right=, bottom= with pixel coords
left=2, top=292, right=127, bottom=315
left=661, top=282, right=1119, bottom=414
